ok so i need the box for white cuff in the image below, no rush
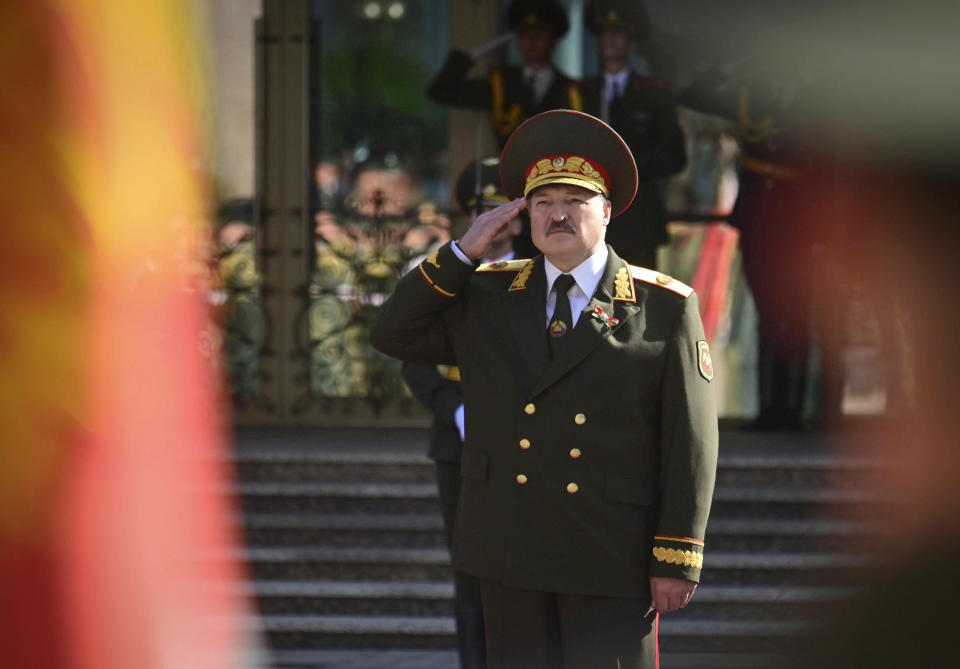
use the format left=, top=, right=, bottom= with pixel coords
left=450, top=240, right=475, bottom=266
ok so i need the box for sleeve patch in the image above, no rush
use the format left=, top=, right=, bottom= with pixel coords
left=697, top=340, right=714, bottom=382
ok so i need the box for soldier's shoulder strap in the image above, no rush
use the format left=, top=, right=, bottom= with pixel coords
left=476, top=258, right=530, bottom=273
left=630, top=265, right=693, bottom=298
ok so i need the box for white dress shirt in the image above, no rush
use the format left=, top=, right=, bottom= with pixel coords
left=523, top=66, right=555, bottom=105
left=544, top=245, right=609, bottom=328
left=450, top=241, right=608, bottom=329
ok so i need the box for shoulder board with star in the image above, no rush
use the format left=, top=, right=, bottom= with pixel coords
left=630, top=265, right=693, bottom=298
left=476, top=258, right=530, bottom=273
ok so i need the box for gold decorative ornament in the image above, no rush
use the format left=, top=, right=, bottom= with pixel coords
left=418, top=265, right=456, bottom=297
left=425, top=248, right=441, bottom=269
left=566, top=482, right=579, bottom=494
left=516, top=474, right=528, bottom=485
left=574, top=413, right=586, bottom=425
left=524, top=154, right=609, bottom=197
left=508, top=260, right=535, bottom=291
left=614, top=265, right=635, bottom=301
left=569, top=448, right=581, bottom=459
left=652, top=547, right=703, bottom=569
left=524, top=403, right=536, bottom=415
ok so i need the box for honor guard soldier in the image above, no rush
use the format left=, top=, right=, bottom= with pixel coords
left=401, top=156, right=522, bottom=669
left=679, top=59, right=823, bottom=429
left=426, top=0, right=583, bottom=149
left=374, top=110, right=718, bottom=669
left=580, top=0, right=687, bottom=269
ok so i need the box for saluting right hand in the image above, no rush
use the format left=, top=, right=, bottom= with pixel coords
left=457, top=197, right=527, bottom=261
left=468, top=31, right=514, bottom=61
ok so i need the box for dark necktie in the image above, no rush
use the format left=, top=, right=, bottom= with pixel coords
left=547, top=274, right=576, bottom=359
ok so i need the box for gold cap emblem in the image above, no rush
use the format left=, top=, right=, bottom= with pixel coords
left=524, top=154, right=610, bottom=197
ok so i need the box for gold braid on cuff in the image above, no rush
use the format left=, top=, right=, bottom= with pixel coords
left=652, top=546, right=703, bottom=569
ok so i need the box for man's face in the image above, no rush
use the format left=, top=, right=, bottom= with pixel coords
left=516, top=26, right=556, bottom=67
left=528, top=184, right=611, bottom=269
left=599, top=26, right=634, bottom=66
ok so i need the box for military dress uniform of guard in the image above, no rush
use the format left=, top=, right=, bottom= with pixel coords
left=373, top=110, right=718, bottom=668
left=400, top=156, right=522, bottom=669
left=426, top=0, right=583, bottom=150
left=579, top=0, right=686, bottom=269
left=679, top=63, right=822, bottom=429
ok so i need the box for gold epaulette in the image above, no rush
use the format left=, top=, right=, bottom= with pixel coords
left=476, top=258, right=530, bottom=272
left=437, top=365, right=461, bottom=382
left=630, top=266, right=693, bottom=298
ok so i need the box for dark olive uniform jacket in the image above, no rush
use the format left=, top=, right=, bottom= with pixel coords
left=371, top=242, right=718, bottom=599
left=426, top=50, right=583, bottom=148
left=581, top=73, right=687, bottom=265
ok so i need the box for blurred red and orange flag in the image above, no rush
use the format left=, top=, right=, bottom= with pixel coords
left=0, top=2, right=259, bottom=668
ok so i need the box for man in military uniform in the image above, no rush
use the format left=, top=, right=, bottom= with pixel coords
left=580, top=0, right=686, bottom=269
left=401, top=156, right=522, bottom=669
left=373, top=110, right=717, bottom=668
left=679, top=60, right=823, bottom=429
left=427, top=0, right=582, bottom=149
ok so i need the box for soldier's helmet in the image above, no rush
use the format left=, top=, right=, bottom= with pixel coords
left=584, top=0, right=652, bottom=42
left=507, top=0, right=569, bottom=39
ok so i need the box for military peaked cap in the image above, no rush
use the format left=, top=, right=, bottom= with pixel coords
left=507, top=0, right=569, bottom=38
left=584, top=0, right=652, bottom=42
left=455, top=156, right=510, bottom=213
left=500, top=109, right=638, bottom=218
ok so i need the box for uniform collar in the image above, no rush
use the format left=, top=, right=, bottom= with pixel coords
left=543, top=244, right=608, bottom=298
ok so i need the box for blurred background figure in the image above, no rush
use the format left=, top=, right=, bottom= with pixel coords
left=427, top=0, right=580, bottom=258
left=678, top=57, right=825, bottom=430
left=401, top=155, right=523, bottom=669
left=427, top=0, right=581, bottom=149
left=581, top=0, right=687, bottom=269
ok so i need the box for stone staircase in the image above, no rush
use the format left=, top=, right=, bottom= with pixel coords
left=232, top=426, right=886, bottom=668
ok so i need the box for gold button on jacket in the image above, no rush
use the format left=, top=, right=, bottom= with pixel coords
left=574, top=413, right=586, bottom=425
left=516, top=474, right=528, bottom=485
left=566, top=482, right=579, bottom=494
left=519, top=438, right=531, bottom=449
left=569, top=448, right=582, bottom=459
left=524, top=403, right=536, bottom=415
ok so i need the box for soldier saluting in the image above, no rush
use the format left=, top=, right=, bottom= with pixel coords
left=426, top=0, right=582, bottom=148
left=580, top=0, right=687, bottom=269
left=373, top=110, right=717, bottom=668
